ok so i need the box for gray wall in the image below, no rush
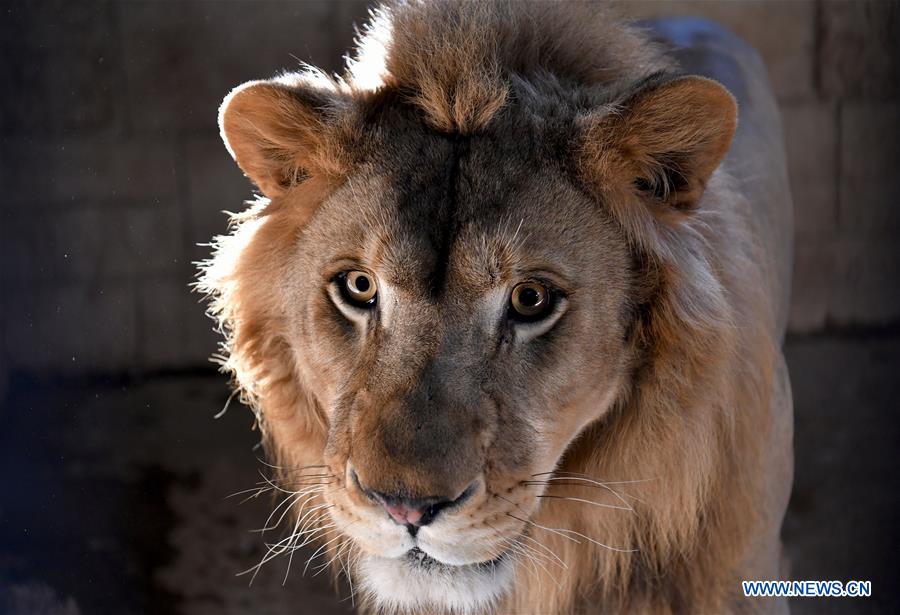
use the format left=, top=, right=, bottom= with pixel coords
left=2, top=0, right=898, bottom=377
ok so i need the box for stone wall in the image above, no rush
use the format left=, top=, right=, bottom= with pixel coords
left=2, top=0, right=898, bottom=375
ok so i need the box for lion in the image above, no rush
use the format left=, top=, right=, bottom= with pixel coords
left=198, top=1, right=794, bottom=613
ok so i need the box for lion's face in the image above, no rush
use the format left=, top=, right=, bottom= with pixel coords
left=278, top=115, right=633, bottom=610
left=211, top=48, right=736, bottom=608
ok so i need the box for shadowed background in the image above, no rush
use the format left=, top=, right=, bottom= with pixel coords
left=1, top=1, right=898, bottom=614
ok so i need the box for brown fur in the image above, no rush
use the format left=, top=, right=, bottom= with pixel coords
left=199, top=1, right=793, bottom=613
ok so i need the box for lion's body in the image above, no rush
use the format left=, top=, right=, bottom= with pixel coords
left=201, top=2, right=793, bottom=613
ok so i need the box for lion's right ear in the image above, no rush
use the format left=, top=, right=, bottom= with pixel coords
left=218, top=80, right=350, bottom=198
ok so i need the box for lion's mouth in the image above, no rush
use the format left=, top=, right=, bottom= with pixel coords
left=405, top=547, right=508, bottom=572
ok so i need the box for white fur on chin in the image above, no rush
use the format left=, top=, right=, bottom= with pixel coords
left=358, top=552, right=514, bottom=614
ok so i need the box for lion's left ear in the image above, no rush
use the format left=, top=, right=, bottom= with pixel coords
left=579, top=75, right=737, bottom=212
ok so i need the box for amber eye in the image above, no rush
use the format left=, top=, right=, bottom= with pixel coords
left=509, top=282, right=553, bottom=321
left=340, top=271, right=378, bottom=307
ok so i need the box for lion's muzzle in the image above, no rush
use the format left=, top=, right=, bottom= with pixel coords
left=351, top=467, right=479, bottom=533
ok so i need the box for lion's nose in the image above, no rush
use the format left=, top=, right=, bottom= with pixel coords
left=369, top=491, right=455, bottom=530
left=351, top=469, right=477, bottom=533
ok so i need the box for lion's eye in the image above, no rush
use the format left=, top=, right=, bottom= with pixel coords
left=509, top=282, right=553, bottom=321
left=340, top=271, right=378, bottom=307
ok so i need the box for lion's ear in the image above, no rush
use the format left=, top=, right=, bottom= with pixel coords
left=581, top=75, right=737, bottom=212
left=219, top=80, right=349, bottom=198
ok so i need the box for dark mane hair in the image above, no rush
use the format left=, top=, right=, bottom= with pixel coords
left=343, top=0, right=672, bottom=133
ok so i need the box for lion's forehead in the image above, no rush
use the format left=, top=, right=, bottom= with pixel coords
left=315, top=128, right=617, bottom=299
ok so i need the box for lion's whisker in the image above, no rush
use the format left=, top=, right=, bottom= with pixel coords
left=508, top=537, right=560, bottom=573
left=275, top=473, right=336, bottom=480
left=282, top=502, right=315, bottom=585
left=485, top=521, right=564, bottom=593
left=255, top=470, right=302, bottom=495
left=239, top=480, right=339, bottom=586
left=526, top=475, right=646, bottom=509
left=254, top=495, right=329, bottom=535
left=242, top=524, right=323, bottom=584
left=256, top=458, right=330, bottom=472
left=289, top=521, right=338, bottom=551
left=334, top=538, right=357, bottom=604
left=225, top=484, right=273, bottom=500
left=536, top=494, right=634, bottom=512
left=313, top=536, right=353, bottom=577
left=282, top=512, right=345, bottom=585
left=249, top=477, right=332, bottom=488
left=507, top=540, right=557, bottom=591
left=531, top=471, right=657, bottom=483
left=295, top=507, right=326, bottom=537
left=509, top=538, right=562, bottom=588
left=507, top=512, right=579, bottom=545
left=486, top=525, right=544, bottom=588
left=507, top=513, right=637, bottom=554
left=260, top=484, right=331, bottom=530
left=256, top=490, right=309, bottom=534
left=508, top=547, right=542, bottom=589
left=491, top=525, right=565, bottom=572
left=303, top=522, right=358, bottom=576
left=236, top=486, right=277, bottom=505
left=524, top=480, right=646, bottom=507
left=237, top=489, right=273, bottom=505
left=515, top=530, right=569, bottom=570
left=254, top=521, right=337, bottom=577
left=339, top=550, right=363, bottom=606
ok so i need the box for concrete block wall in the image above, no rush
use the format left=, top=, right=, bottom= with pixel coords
left=2, top=1, right=350, bottom=374
left=2, top=0, right=898, bottom=376
left=620, top=0, right=900, bottom=333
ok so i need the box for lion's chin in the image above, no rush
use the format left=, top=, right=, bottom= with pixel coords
left=358, top=548, right=514, bottom=614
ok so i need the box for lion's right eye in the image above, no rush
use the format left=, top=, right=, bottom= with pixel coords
left=509, top=282, right=554, bottom=321
left=339, top=271, right=378, bottom=307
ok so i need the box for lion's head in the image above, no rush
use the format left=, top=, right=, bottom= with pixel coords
left=200, top=2, right=779, bottom=614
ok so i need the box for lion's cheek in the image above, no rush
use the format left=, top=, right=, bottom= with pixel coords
left=536, top=375, right=624, bottom=466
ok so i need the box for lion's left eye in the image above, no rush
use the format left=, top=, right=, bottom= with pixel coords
left=509, top=282, right=553, bottom=321
left=339, top=270, right=378, bottom=307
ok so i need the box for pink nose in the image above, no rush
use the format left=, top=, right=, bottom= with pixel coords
left=350, top=470, right=478, bottom=531
left=366, top=490, right=458, bottom=529
left=383, top=502, right=425, bottom=526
